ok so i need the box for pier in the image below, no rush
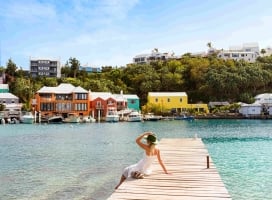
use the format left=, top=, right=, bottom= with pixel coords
left=108, top=138, right=232, bottom=200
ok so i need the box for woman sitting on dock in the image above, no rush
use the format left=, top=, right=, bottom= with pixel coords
left=115, top=132, right=170, bottom=189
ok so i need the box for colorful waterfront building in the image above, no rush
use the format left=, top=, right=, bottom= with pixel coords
left=147, top=92, right=209, bottom=113
left=89, top=92, right=118, bottom=119
left=33, top=83, right=90, bottom=118
left=123, top=94, right=140, bottom=111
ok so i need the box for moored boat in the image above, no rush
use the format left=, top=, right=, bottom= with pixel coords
left=82, top=116, right=96, bottom=123
left=143, top=113, right=161, bottom=121
left=48, top=116, right=63, bottom=123
left=63, top=113, right=80, bottom=123
left=174, top=114, right=194, bottom=121
left=105, top=108, right=119, bottom=122
left=21, top=112, right=35, bottom=124
left=127, top=111, right=142, bottom=122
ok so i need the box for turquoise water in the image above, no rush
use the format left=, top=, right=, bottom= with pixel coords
left=0, top=120, right=272, bottom=200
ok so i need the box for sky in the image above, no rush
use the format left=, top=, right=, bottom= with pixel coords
left=1, top=0, right=272, bottom=69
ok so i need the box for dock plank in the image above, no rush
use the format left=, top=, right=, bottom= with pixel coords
left=107, top=138, right=232, bottom=200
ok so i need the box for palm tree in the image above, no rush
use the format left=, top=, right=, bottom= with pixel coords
left=260, top=49, right=266, bottom=57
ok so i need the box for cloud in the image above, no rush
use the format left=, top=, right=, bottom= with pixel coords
left=1, top=1, right=56, bottom=23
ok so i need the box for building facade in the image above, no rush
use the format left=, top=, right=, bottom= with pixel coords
left=147, top=92, right=209, bottom=113
left=217, top=43, right=260, bottom=63
left=30, top=58, right=61, bottom=78
left=33, top=83, right=90, bottom=118
left=133, top=49, right=176, bottom=64
left=89, top=92, right=118, bottom=119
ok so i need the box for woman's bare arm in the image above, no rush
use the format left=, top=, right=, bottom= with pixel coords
left=156, top=149, right=169, bottom=174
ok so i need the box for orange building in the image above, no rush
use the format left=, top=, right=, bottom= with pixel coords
left=33, top=83, right=90, bottom=118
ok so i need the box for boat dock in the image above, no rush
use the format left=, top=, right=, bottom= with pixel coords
left=107, top=138, right=232, bottom=200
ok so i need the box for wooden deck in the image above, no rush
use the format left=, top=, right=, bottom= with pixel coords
left=107, top=138, right=232, bottom=200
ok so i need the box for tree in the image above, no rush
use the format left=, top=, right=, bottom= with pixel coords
left=5, top=59, right=17, bottom=84
left=261, top=48, right=266, bottom=56
left=69, top=57, right=80, bottom=78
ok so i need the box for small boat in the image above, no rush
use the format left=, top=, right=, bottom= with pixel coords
left=82, top=116, right=96, bottom=123
left=143, top=113, right=161, bottom=121
left=63, top=113, right=80, bottom=123
left=127, top=111, right=142, bottom=122
left=105, top=108, right=119, bottom=122
left=48, top=116, right=63, bottom=123
left=21, top=112, right=35, bottom=124
left=174, top=114, right=195, bottom=121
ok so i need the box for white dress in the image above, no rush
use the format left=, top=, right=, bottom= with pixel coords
left=122, top=153, right=157, bottom=178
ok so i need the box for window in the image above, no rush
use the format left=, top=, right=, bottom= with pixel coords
left=75, top=93, right=87, bottom=100
left=75, top=103, right=87, bottom=111
left=168, top=98, right=170, bottom=102
left=41, top=103, right=54, bottom=111
left=155, top=98, right=158, bottom=102
left=180, top=98, right=182, bottom=102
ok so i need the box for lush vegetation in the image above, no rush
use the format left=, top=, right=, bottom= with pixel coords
left=1, top=54, right=272, bottom=111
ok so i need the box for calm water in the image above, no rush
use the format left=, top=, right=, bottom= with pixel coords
left=0, top=120, right=272, bottom=200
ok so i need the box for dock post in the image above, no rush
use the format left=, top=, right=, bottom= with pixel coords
left=206, top=155, right=210, bottom=168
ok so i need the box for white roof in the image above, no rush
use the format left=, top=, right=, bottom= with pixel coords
left=113, top=94, right=127, bottom=102
left=255, top=93, right=272, bottom=104
left=37, top=83, right=87, bottom=94
left=90, top=92, right=115, bottom=100
left=123, top=94, right=139, bottom=99
left=241, top=102, right=262, bottom=107
left=0, top=84, right=9, bottom=90
left=148, top=92, right=187, bottom=97
left=0, top=93, right=19, bottom=99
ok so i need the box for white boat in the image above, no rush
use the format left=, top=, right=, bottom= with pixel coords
left=127, top=111, right=142, bottom=122
left=143, top=113, right=161, bottom=121
left=82, top=116, right=96, bottom=123
left=21, top=112, right=35, bottom=124
left=105, top=108, right=119, bottom=122
left=63, top=113, right=81, bottom=123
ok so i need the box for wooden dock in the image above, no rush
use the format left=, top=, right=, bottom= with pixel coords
left=107, top=138, right=232, bottom=200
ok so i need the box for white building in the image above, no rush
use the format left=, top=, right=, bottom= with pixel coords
left=239, top=102, right=262, bottom=117
left=217, top=43, right=260, bottom=63
left=133, top=49, right=176, bottom=64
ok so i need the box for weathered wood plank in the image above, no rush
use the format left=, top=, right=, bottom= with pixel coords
left=107, top=138, right=232, bottom=200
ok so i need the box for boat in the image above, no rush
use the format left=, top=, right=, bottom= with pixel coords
left=82, top=116, right=96, bottom=123
left=143, top=113, right=161, bottom=121
left=174, top=114, right=195, bottom=121
left=63, top=113, right=81, bottom=123
left=21, top=112, right=35, bottom=124
left=105, top=108, right=119, bottom=122
left=127, top=111, right=143, bottom=122
left=48, top=115, right=63, bottom=123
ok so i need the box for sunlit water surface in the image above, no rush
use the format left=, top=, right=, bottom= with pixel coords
left=0, top=119, right=272, bottom=200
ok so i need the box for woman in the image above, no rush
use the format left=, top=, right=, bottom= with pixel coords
left=115, top=132, right=169, bottom=189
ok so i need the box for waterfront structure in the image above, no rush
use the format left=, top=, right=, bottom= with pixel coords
left=33, top=83, right=90, bottom=119
left=133, top=48, right=176, bottom=64
left=217, top=43, right=259, bottom=63
left=0, top=84, right=9, bottom=93
left=30, top=58, right=61, bottom=78
left=0, top=92, right=22, bottom=121
left=239, top=102, right=262, bottom=117
left=123, top=94, right=140, bottom=111
left=89, top=92, right=118, bottom=120
left=147, top=92, right=209, bottom=113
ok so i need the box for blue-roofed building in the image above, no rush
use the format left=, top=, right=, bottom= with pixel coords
left=79, top=66, right=101, bottom=73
